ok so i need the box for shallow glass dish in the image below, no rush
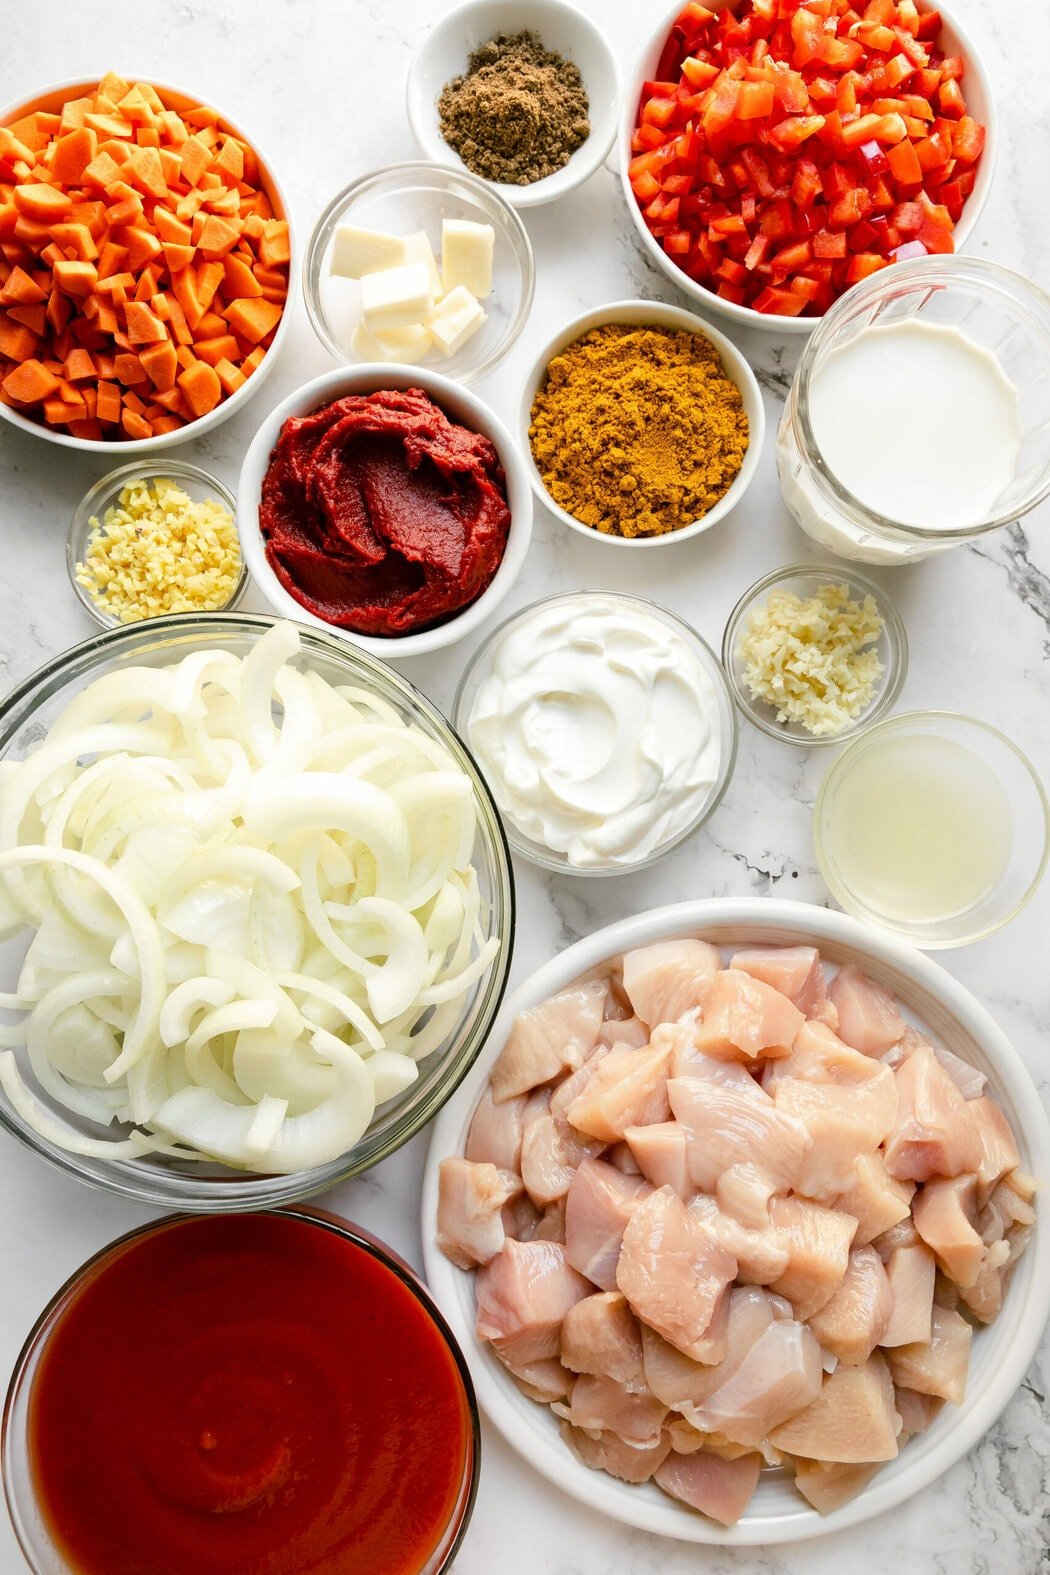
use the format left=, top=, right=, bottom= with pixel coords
left=722, top=562, right=908, bottom=747
left=814, top=711, right=1049, bottom=947
left=3, top=1208, right=481, bottom=1575
left=66, top=461, right=247, bottom=630
left=0, top=613, right=514, bottom=1209
left=303, top=162, right=534, bottom=387
left=453, top=591, right=738, bottom=875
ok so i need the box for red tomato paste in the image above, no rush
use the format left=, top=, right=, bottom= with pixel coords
left=27, top=1213, right=476, bottom=1575
left=260, top=388, right=511, bottom=636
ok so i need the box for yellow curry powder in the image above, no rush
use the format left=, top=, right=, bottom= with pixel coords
left=529, top=324, right=749, bottom=538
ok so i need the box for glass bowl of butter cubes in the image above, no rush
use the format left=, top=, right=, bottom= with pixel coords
left=304, top=162, right=535, bottom=386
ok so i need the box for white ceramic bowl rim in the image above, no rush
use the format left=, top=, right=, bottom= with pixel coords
left=237, top=364, right=533, bottom=656
left=422, top=897, right=1050, bottom=1546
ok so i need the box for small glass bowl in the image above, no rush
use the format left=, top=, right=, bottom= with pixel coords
left=303, top=162, right=535, bottom=387
left=67, top=461, right=247, bottom=630
left=814, top=711, right=1050, bottom=949
left=722, top=562, right=908, bottom=747
left=2, top=1209, right=480, bottom=1575
left=453, top=591, right=738, bottom=876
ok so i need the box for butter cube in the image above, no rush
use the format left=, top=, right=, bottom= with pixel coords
left=352, top=318, right=433, bottom=364
left=330, top=225, right=407, bottom=279
left=360, top=262, right=434, bottom=334
left=430, top=285, right=486, bottom=355
left=403, top=230, right=444, bottom=302
left=441, top=219, right=494, bottom=300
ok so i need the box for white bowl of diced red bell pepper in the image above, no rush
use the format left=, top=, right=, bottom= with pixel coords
left=619, top=0, right=996, bottom=330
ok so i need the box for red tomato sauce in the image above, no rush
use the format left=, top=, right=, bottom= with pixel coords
left=27, top=1213, right=475, bottom=1575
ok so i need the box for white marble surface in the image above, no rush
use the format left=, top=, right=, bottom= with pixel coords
left=1, top=2, right=1048, bottom=1570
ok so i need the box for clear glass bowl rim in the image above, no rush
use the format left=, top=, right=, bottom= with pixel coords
left=813, top=708, right=1050, bottom=946
left=66, top=460, right=248, bottom=630
left=1, top=1206, right=481, bottom=1575
left=301, top=161, right=536, bottom=386
left=0, top=611, right=515, bottom=1208
left=721, top=560, right=909, bottom=747
left=453, top=589, right=739, bottom=875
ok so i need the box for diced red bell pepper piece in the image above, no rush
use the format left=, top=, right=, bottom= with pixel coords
left=952, top=116, right=985, bottom=164
left=682, top=55, right=720, bottom=89
left=829, top=186, right=871, bottom=227
left=938, top=78, right=965, bottom=118
left=813, top=228, right=848, bottom=257
left=886, top=138, right=923, bottom=185
left=770, top=114, right=826, bottom=150
left=857, top=138, right=889, bottom=175
left=753, top=283, right=807, bottom=315
left=846, top=252, right=890, bottom=282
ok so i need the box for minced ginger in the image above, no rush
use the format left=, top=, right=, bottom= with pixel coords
left=738, top=582, right=884, bottom=737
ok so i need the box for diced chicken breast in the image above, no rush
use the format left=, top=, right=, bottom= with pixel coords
left=970, top=1095, right=1021, bottom=1205
left=694, top=969, right=805, bottom=1062
left=548, top=1046, right=610, bottom=1122
left=566, top=1035, right=672, bottom=1143
left=768, top=1196, right=856, bottom=1320
left=885, top=1304, right=972, bottom=1405
left=980, top=1172, right=1036, bottom=1244
left=730, top=945, right=835, bottom=1024
left=617, top=1187, right=737, bottom=1362
left=641, top=1286, right=779, bottom=1409
left=769, top=1021, right=898, bottom=1110
left=768, top=1353, right=900, bottom=1463
left=881, top=1242, right=936, bottom=1347
left=564, top=1158, right=652, bottom=1291
left=625, top=1122, right=691, bottom=1199
left=520, top=1114, right=605, bottom=1208
left=808, top=1246, right=892, bottom=1365
left=654, top=1449, right=764, bottom=1527
left=621, top=939, right=721, bottom=1028
left=475, top=1239, right=592, bottom=1365
left=491, top=979, right=607, bottom=1102
left=872, top=1216, right=920, bottom=1260
left=791, top=1458, right=880, bottom=1514
left=689, top=1195, right=791, bottom=1285
left=774, top=1076, right=895, bottom=1201
left=685, top=1318, right=823, bottom=1447
left=598, top=1016, right=652, bottom=1050
left=668, top=1076, right=808, bottom=1195
left=833, top=1154, right=914, bottom=1246
left=716, top=1162, right=777, bottom=1229
left=913, top=1174, right=983, bottom=1288
left=561, top=1291, right=645, bottom=1384
left=497, top=1353, right=573, bottom=1403
left=670, top=1026, right=766, bottom=1088
left=893, top=1386, right=944, bottom=1437
left=466, top=1087, right=526, bottom=1172
left=565, top=1372, right=668, bottom=1445
left=606, top=1140, right=643, bottom=1176
left=437, top=1157, right=521, bottom=1269
left=562, top=1421, right=671, bottom=1484
left=827, top=966, right=904, bottom=1055
left=958, top=1239, right=1011, bottom=1324
left=883, top=1044, right=982, bottom=1182
left=931, top=1044, right=986, bottom=1101
left=502, top=1191, right=543, bottom=1242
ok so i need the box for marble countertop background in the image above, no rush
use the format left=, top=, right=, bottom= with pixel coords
left=1, top=1, right=1048, bottom=1570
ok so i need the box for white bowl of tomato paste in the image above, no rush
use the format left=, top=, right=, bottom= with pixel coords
left=618, top=0, right=996, bottom=331
left=239, top=364, right=533, bottom=656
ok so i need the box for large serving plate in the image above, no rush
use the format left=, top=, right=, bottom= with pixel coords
left=422, top=898, right=1050, bottom=1546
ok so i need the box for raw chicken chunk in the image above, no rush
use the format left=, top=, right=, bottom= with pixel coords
left=566, top=1036, right=672, bottom=1143
left=668, top=1076, right=808, bottom=1195
left=885, top=1304, right=972, bottom=1405
left=549, top=1047, right=609, bottom=1122
left=880, top=1242, right=936, bottom=1347
left=564, top=1158, right=652, bottom=1291
left=502, top=1191, right=542, bottom=1242
left=775, top=1075, right=896, bottom=1201
left=437, top=1157, right=520, bottom=1270
left=563, top=1372, right=667, bottom=1445
left=768, top=1353, right=900, bottom=1463
left=729, top=945, right=835, bottom=1023
left=894, top=1386, right=944, bottom=1437
left=597, top=1016, right=650, bottom=1051
left=606, top=1140, right=643, bottom=1176
left=499, top=1354, right=573, bottom=1403
left=716, top=1162, right=779, bottom=1229
left=833, top=1154, right=914, bottom=1246
left=913, top=1174, right=983, bottom=1288
left=465, top=1086, right=526, bottom=1172
left=491, top=980, right=606, bottom=1102
left=562, top=1422, right=671, bottom=1484
left=808, top=1246, right=892, bottom=1364
left=640, top=1287, right=777, bottom=1409
left=654, top=1449, right=764, bottom=1526
left=475, top=1239, right=591, bottom=1364
left=561, top=1292, right=645, bottom=1384
left=617, top=1187, right=737, bottom=1361
left=685, top=1318, right=823, bottom=1447
left=520, top=1113, right=605, bottom=1209
left=670, top=1027, right=765, bottom=1088
left=827, top=966, right=904, bottom=1055
left=791, top=1458, right=880, bottom=1514
left=621, top=939, right=721, bottom=1027
left=958, top=1238, right=1012, bottom=1323
left=693, top=969, right=805, bottom=1062
left=626, top=1122, right=690, bottom=1198
left=883, top=1044, right=982, bottom=1183
left=689, top=1195, right=791, bottom=1285
left=970, top=1095, right=1021, bottom=1204
left=768, top=1196, right=856, bottom=1320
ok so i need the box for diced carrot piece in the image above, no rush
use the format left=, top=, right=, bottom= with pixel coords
left=103, top=195, right=144, bottom=229
left=214, top=355, right=246, bottom=395
left=197, top=214, right=240, bottom=259
left=153, top=207, right=192, bottom=246
left=82, top=150, right=125, bottom=188
left=139, top=338, right=178, bottom=390
left=162, top=242, right=196, bottom=272
left=3, top=357, right=59, bottom=403
left=195, top=310, right=227, bottom=339
left=213, top=137, right=244, bottom=183
left=150, top=414, right=183, bottom=434
left=159, top=110, right=189, bottom=146
left=95, top=379, right=122, bottom=422
left=7, top=301, right=47, bottom=335
left=124, top=300, right=168, bottom=344
left=7, top=114, right=52, bottom=154
left=52, top=259, right=98, bottom=297
left=154, top=291, right=193, bottom=345
left=0, top=265, right=46, bottom=304
left=13, top=216, right=54, bottom=248
left=57, top=96, right=93, bottom=131
left=171, top=268, right=204, bottom=329
left=97, top=270, right=136, bottom=296
left=121, top=407, right=153, bottom=440
left=222, top=296, right=282, bottom=344
left=257, top=219, right=290, bottom=267
left=253, top=266, right=287, bottom=291
left=69, top=199, right=108, bottom=237
left=241, top=345, right=266, bottom=375
left=180, top=135, right=211, bottom=188
left=195, top=260, right=225, bottom=312
left=113, top=352, right=148, bottom=385
left=49, top=127, right=98, bottom=185
left=126, top=145, right=167, bottom=198
left=122, top=226, right=163, bottom=271
left=98, top=71, right=132, bottom=103
left=175, top=343, right=197, bottom=371
left=221, top=252, right=262, bottom=298
left=177, top=357, right=221, bottom=417
left=153, top=387, right=188, bottom=414
left=49, top=222, right=98, bottom=260
left=0, top=313, right=39, bottom=360
left=43, top=395, right=81, bottom=423
left=122, top=388, right=148, bottom=416
left=64, top=348, right=96, bottom=381
left=84, top=112, right=134, bottom=140
left=194, top=333, right=239, bottom=367
left=45, top=289, right=72, bottom=334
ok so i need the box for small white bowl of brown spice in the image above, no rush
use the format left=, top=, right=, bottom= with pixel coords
left=406, top=0, right=620, bottom=209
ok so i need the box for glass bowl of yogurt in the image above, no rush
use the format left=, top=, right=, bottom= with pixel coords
left=453, top=591, right=737, bottom=875
left=776, top=258, right=1050, bottom=565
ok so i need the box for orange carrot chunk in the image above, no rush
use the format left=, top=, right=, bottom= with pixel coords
left=124, top=300, right=168, bottom=344
left=139, top=339, right=178, bottom=390
left=3, top=357, right=60, bottom=403
left=223, top=296, right=282, bottom=344
left=177, top=357, right=221, bottom=416
left=52, top=259, right=99, bottom=297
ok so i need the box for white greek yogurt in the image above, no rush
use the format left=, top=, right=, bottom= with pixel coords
left=466, top=595, right=724, bottom=870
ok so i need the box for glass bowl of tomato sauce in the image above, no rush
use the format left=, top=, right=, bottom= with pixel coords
left=2, top=1209, right=480, bottom=1575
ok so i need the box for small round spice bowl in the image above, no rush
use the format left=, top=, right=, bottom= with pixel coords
left=406, top=0, right=620, bottom=209
left=517, top=299, right=764, bottom=547
left=67, top=461, right=246, bottom=630
left=722, top=563, right=908, bottom=747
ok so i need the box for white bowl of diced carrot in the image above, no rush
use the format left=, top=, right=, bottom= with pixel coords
left=0, top=74, right=294, bottom=449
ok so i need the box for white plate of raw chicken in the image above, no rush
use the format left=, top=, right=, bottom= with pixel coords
left=421, top=899, right=1049, bottom=1544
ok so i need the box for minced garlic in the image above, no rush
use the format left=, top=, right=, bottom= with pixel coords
left=76, top=476, right=240, bottom=624
left=738, top=582, right=884, bottom=737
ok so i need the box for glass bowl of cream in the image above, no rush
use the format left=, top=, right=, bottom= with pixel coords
left=454, top=592, right=737, bottom=875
